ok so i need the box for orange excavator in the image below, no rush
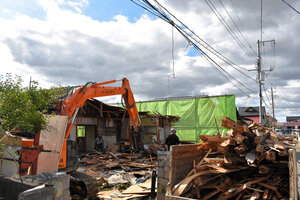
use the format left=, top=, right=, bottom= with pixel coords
left=57, top=78, right=142, bottom=170
left=20, top=78, right=144, bottom=199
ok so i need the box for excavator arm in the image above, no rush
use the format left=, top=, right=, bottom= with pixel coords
left=57, top=78, right=142, bottom=169
left=60, top=78, right=140, bottom=140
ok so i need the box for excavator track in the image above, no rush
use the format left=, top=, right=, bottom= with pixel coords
left=69, top=171, right=99, bottom=199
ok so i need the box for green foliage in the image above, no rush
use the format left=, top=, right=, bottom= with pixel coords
left=98, top=177, right=111, bottom=191
left=48, top=85, right=69, bottom=99
left=97, top=177, right=131, bottom=191
left=115, top=182, right=131, bottom=191
left=0, top=73, right=55, bottom=134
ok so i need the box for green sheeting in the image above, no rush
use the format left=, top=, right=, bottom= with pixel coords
left=77, top=126, right=85, bottom=137
left=136, top=95, right=236, bottom=143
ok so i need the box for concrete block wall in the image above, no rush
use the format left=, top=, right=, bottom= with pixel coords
left=0, top=172, right=70, bottom=200
left=19, top=172, right=70, bottom=200
left=19, top=184, right=56, bottom=200
left=157, top=151, right=170, bottom=200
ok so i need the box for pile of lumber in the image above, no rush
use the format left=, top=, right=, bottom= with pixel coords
left=172, top=117, right=293, bottom=200
left=80, top=150, right=156, bottom=172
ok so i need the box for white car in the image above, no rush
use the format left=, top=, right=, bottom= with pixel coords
left=275, top=129, right=283, bottom=135
left=292, top=129, right=300, bottom=136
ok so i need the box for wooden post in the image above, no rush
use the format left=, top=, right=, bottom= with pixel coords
left=156, top=114, right=160, bottom=142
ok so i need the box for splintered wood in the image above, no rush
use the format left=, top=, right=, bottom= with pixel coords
left=172, top=117, right=292, bottom=200
left=80, top=150, right=157, bottom=172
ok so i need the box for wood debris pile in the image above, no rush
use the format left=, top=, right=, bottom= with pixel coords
left=80, top=150, right=156, bottom=172
left=172, top=117, right=293, bottom=200
left=78, top=150, right=157, bottom=199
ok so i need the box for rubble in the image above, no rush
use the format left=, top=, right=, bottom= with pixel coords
left=78, top=149, right=157, bottom=199
left=171, top=117, right=293, bottom=200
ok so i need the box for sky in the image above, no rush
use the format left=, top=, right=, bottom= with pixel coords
left=0, top=0, right=299, bottom=122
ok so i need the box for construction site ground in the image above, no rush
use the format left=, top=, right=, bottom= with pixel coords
left=77, top=150, right=157, bottom=199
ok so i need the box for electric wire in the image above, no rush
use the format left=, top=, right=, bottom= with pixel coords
left=275, top=106, right=300, bottom=108
left=262, top=97, right=271, bottom=111
left=171, top=25, right=175, bottom=78
left=262, top=84, right=272, bottom=108
left=230, top=0, right=258, bottom=52
left=281, top=0, right=300, bottom=14
left=137, top=0, right=258, bottom=83
left=246, top=0, right=261, bottom=30
left=131, top=0, right=255, bottom=95
left=138, top=0, right=257, bottom=76
left=219, top=0, right=257, bottom=56
left=176, top=23, right=253, bottom=96
left=204, top=0, right=257, bottom=61
left=151, top=0, right=257, bottom=83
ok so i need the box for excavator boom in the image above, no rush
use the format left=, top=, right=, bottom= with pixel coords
left=58, top=78, right=141, bottom=169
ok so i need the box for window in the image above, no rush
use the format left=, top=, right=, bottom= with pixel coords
left=106, top=119, right=114, bottom=127
left=77, top=126, right=85, bottom=137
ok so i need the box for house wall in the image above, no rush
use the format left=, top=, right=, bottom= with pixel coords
left=74, top=116, right=125, bottom=152
left=247, top=116, right=260, bottom=124
left=85, top=126, right=96, bottom=152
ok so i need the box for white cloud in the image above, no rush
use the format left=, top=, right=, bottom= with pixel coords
left=0, top=0, right=299, bottom=122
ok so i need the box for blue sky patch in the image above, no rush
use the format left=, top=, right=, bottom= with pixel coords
left=83, top=0, right=149, bottom=22
left=187, top=47, right=201, bottom=57
left=0, top=0, right=45, bottom=20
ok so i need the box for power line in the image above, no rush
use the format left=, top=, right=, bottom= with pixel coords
left=262, top=84, right=272, bottom=107
left=133, top=0, right=257, bottom=78
left=246, top=0, right=261, bottom=30
left=218, top=0, right=257, bottom=56
left=155, top=0, right=255, bottom=74
left=281, top=0, right=300, bottom=14
left=130, top=0, right=256, bottom=95
left=262, top=97, right=271, bottom=111
left=275, top=106, right=300, bottom=108
left=204, top=0, right=257, bottom=61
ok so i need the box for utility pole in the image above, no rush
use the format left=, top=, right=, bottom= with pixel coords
left=271, top=87, right=275, bottom=128
left=29, top=76, right=32, bottom=88
left=256, top=39, right=275, bottom=125
left=257, top=40, right=263, bottom=124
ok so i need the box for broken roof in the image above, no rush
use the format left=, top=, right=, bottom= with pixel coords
left=238, top=106, right=266, bottom=117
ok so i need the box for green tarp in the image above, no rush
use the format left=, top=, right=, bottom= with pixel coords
left=136, top=95, right=237, bottom=143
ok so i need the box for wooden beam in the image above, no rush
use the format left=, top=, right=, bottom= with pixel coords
left=156, top=114, right=159, bottom=142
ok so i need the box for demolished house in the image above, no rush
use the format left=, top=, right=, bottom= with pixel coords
left=0, top=97, right=179, bottom=199
left=69, top=98, right=179, bottom=153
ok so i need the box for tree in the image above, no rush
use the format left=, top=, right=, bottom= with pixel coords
left=0, top=73, right=55, bottom=134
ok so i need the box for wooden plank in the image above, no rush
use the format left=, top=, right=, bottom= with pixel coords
left=217, top=176, right=270, bottom=200
left=234, top=133, right=245, bottom=144
left=258, top=165, right=273, bottom=174
left=256, top=144, right=264, bottom=153
left=235, top=192, right=244, bottom=200
left=172, top=170, right=218, bottom=196
left=105, top=161, right=119, bottom=168
left=122, top=181, right=153, bottom=194
left=199, top=135, right=223, bottom=142
left=266, top=150, right=276, bottom=161
left=201, top=189, right=220, bottom=200
left=156, top=114, right=160, bottom=142
left=234, top=143, right=248, bottom=155
left=204, top=157, right=225, bottom=164
left=221, top=116, right=250, bottom=134
left=119, top=162, right=155, bottom=168
left=270, top=133, right=285, bottom=150
left=220, top=138, right=236, bottom=147
left=263, top=189, right=269, bottom=199
left=173, top=168, right=248, bottom=196
left=258, top=182, right=277, bottom=191
left=274, top=190, right=283, bottom=199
